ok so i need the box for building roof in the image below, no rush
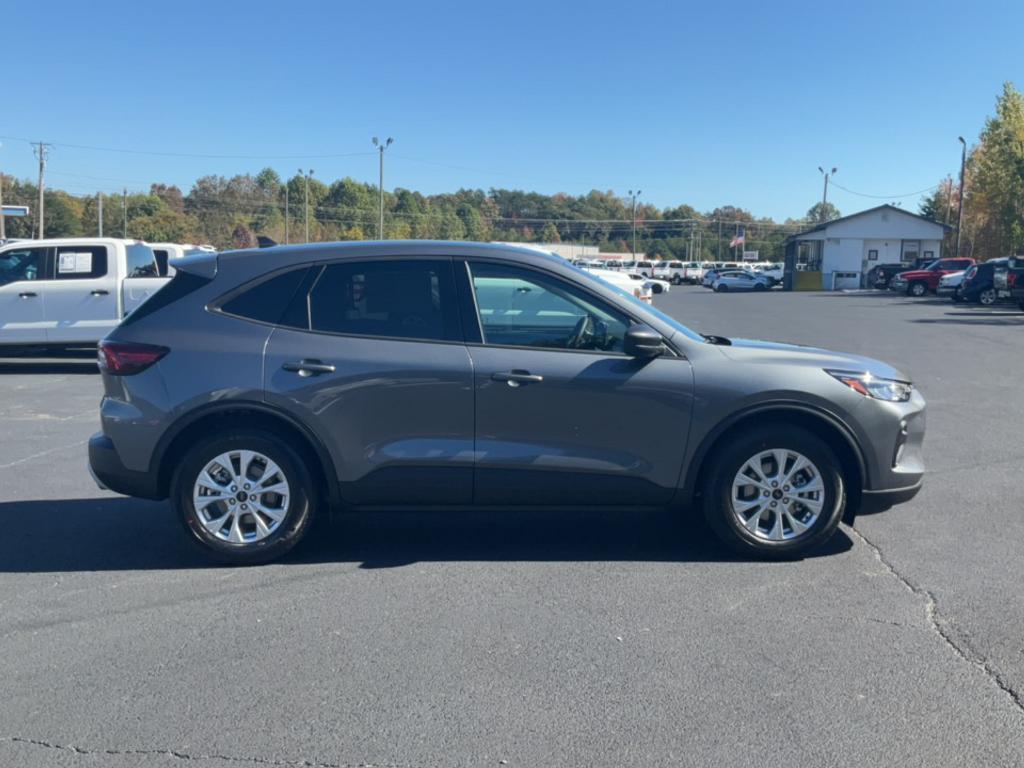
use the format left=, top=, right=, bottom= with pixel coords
left=785, top=204, right=952, bottom=242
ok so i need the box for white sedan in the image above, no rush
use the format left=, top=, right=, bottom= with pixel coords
left=711, top=271, right=772, bottom=292
left=585, top=268, right=654, bottom=302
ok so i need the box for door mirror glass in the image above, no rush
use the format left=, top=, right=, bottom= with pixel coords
left=623, top=323, right=665, bottom=358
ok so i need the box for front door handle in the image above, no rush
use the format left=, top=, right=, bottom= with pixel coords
left=90, top=289, right=109, bottom=296
left=282, top=359, right=336, bottom=377
left=492, top=370, right=544, bottom=387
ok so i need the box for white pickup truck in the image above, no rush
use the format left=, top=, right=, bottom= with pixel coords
left=0, top=237, right=168, bottom=349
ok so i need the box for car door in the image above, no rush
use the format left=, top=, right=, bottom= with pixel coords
left=0, top=245, right=48, bottom=344
left=262, top=257, right=475, bottom=506
left=44, top=244, right=119, bottom=343
left=461, top=260, right=694, bottom=507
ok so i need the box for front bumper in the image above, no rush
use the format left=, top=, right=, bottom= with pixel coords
left=860, top=480, right=923, bottom=513
left=88, top=432, right=164, bottom=500
left=889, top=278, right=907, bottom=292
left=936, top=285, right=958, bottom=297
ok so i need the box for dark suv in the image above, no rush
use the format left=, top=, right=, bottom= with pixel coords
left=960, top=258, right=1009, bottom=305
left=89, top=242, right=926, bottom=564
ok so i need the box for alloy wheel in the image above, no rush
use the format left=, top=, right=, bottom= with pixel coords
left=980, top=288, right=996, bottom=305
left=730, top=449, right=824, bottom=542
left=192, top=450, right=291, bottom=545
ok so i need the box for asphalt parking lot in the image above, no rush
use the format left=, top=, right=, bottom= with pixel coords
left=2, top=288, right=1023, bottom=767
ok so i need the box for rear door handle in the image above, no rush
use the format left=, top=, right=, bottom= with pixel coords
left=18, top=292, right=37, bottom=298
left=492, top=370, right=544, bottom=387
left=90, top=289, right=109, bottom=296
left=282, top=359, right=336, bottom=377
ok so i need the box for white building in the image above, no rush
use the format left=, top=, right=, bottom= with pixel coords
left=784, top=205, right=950, bottom=290
left=491, top=242, right=599, bottom=260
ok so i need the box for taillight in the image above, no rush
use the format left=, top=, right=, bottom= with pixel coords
left=97, top=341, right=168, bottom=375
left=1009, top=273, right=1018, bottom=288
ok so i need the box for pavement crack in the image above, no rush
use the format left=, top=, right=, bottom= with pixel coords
left=848, top=524, right=1024, bottom=716
left=0, top=736, right=419, bottom=767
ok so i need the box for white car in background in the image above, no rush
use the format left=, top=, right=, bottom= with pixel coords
left=653, top=260, right=686, bottom=284
left=585, top=268, right=654, bottom=302
left=711, top=270, right=772, bottom=293
left=753, top=262, right=784, bottom=286
left=937, top=270, right=966, bottom=299
left=627, top=272, right=671, bottom=294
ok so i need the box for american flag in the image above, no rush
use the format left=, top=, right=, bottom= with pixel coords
left=729, top=226, right=746, bottom=248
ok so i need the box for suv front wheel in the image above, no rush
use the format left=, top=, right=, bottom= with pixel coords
left=703, top=426, right=845, bottom=558
left=172, top=430, right=316, bottom=564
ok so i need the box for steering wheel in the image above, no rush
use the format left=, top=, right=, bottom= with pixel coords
left=566, top=315, right=595, bottom=349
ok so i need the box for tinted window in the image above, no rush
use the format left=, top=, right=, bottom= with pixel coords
left=221, top=268, right=312, bottom=326
left=0, top=247, right=45, bottom=286
left=470, top=262, right=630, bottom=353
left=153, top=249, right=170, bottom=276
left=125, top=244, right=159, bottom=277
left=308, top=260, right=459, bottom=341
left=54, top=245, right=108, bottom=280
left=121, top=271, right=212, bottom=327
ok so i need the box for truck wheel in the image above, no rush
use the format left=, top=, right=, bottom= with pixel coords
left=702, top=426, right=845, bottom=559
left=172, top=430, right=317, bottom=565
left=908, top=282, right=928, bottom=297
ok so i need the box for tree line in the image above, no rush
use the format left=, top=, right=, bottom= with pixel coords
left=9, top=82, right=1021, bottom=261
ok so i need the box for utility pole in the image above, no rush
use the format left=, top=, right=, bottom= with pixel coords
left=373, top=137, right=393, bottom=239
left=34, top=142, right=51, bottom=239
left=628, top=189, right=641, bottom=255
left=955, top=137, right=967, bottom=257
left=122, top=188, right=128, bottom=237
left=297, top=169, right=314, bottom=242
left=717, top=219, right=722, bottom=260
left=284, top=185, right=289, bottom=244
left=98, top=192, right=103, bottom=236
left=817, top=166, right=837, bottom=222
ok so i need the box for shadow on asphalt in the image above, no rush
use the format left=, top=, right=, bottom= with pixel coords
left=0, top=497, right=853, bottom=571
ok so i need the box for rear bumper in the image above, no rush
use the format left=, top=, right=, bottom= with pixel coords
left=88, top=432, right=165, bottom=500
left=860, top=479, right=923, bottom=513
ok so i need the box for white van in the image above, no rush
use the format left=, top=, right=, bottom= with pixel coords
left=0, top=237, right=167, bottom=348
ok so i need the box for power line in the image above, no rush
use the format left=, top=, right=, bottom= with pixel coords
left=829, top=180, right=942, bottom=199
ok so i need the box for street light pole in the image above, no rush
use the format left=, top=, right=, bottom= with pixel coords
left=629, top=189, right=641, bottom=255
left=817, top=166, right=837, bottom=222
left=373, top=137, right=393, bottom=239
left=955, top=137, right=967, bottom=258
left=0, top=142, right=5, bottom=242
left=298, top=168, right=314, bottom=243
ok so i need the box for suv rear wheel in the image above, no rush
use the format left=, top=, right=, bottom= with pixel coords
left=172, top=430, right=316, bottom=564
left=703, top=426, right=845, bottom=558
left=979, top=288, right=997, bottom=305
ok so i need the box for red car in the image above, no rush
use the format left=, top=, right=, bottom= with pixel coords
left=889, top=257, right=975, bottom=297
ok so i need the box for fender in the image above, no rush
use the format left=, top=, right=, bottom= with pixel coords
left=676, top=400, right=870, bottom=505
left=150, top=399, right=341, bottom=506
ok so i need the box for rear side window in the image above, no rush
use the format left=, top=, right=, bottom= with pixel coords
left=220, top=267, right=312, bottom=326
left=125, top=244, right=159, bottom=277
left=308, top=259, right=460, bottom=342
left=54, top=245, right=108, bottom=280
left=120, top=271, right=212, bottom=327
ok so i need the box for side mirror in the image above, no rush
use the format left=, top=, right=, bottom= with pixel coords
left=623, top=323, right=665, bottom=358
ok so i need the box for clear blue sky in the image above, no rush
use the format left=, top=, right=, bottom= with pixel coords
left=1, top=0, right=1019, bottom=221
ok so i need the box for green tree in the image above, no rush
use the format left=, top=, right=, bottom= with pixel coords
left=970, top=82, right=1024, bottom=256
left=806, top=202, right=841, bottom=223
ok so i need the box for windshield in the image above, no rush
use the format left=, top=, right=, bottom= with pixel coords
left=568, top=263, right=705, bottom=342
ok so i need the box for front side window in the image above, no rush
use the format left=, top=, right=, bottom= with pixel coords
left=54, top=245, right=108, bottom=280
left=469, top=262, right=630, bottom=353
left=0, top=247, right=45, bottom=286
left=309, top=259, right=459, bottom=342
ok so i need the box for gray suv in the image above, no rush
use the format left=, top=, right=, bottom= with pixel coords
left=89, top=242, right=925, bottom=564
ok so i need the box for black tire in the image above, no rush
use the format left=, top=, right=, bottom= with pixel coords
left=651, top=283, right=664, bottom=294
left=702, top=426, right=846, bottom=559
left=753, top=283, right=767, bottom=292
left=908, top=281, right=927, bottom=297
left=171, top=429, right=317, bottom=565
left=979, top=288, right=997, bottom=305
left=715, top=283, right=728, bottom=292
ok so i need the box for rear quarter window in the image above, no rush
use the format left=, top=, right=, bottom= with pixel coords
left=219, top=267, right=313, bottom=326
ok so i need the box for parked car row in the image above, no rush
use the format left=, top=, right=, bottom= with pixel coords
left=880, top=255, right=1024, bottom=308
left=571, top=259, right=783, bottom=286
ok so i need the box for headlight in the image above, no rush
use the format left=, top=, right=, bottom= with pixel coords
left=826, top=370, right=913, bottom=402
